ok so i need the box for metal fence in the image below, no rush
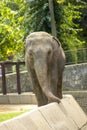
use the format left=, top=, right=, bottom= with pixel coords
left=0, top=61, right=25, bottom=95
left=65, top=48, right=87, bottom=65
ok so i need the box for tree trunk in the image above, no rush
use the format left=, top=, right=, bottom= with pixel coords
left=48, top=0, right=57, bottom=37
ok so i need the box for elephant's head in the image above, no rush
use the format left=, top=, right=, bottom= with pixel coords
left=25, top=32, right=65, bottom=102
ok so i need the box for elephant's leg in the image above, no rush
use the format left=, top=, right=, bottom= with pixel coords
left=48, top=63, right=59, bottom=97
left=32, top=85, right=48, bottom=106
left=35, top=87, right=48, bottom=106
left=57, top=75, right=63, bottom=99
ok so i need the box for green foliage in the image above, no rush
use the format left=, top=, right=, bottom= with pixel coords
left=58, top=0, right=87, bottom=63
left=23, top=0, right=86, bottom=63
left=53, top=0, right=87, bottom=63
left=0, top=0, right=87, bottom=63
left=56, top=1, right=83, bottom=47
left=0, top=0, right=24, bottom=60
left=23, top=0, right=85, bottom=49
left=77, top=0, right=87, bottom=47
left=22, top=0, right=51, bottom=38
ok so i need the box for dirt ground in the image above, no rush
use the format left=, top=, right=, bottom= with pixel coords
left=0, top=104, right=37, bottom=113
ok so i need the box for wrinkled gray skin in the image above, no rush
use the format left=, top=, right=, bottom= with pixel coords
left=25, top=32, right=65, bottom=106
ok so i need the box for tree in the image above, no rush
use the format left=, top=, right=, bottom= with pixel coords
left=22, top=0, right=51, bottom=38
left=48, top=0, right=57, bottom=36
left=77, top=0, right=87, bottom=48
left=23, top=0, right=86, bottom=63
left=0, top=0, right=24, bottom=60
left=0, top=0, right=86, bottom=63
left=23, top=0, right=84, bottom=47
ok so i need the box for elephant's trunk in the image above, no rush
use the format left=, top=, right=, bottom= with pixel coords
left=34, top=56, right=49, bottom=96
left=34, top=55, right=61, bottom=103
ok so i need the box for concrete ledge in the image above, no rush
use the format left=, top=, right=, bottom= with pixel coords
left=0, top=95, right=87, bottom=130
left=63, top=91, right=87, bottom=114
left=0, top=92, right=37, bottom=104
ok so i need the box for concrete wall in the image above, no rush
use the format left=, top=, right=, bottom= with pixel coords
left=63, top=63, right=87, bottom=91
left=0, top=71, right=32, bottom=93
left=63, top=91, right=87, bottom=115
left=0, top=63, right=87, bottom=93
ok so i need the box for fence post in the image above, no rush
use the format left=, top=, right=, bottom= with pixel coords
left=1, top=63, right=7, bottom=95
left=16, top=62, right=21, bottom=94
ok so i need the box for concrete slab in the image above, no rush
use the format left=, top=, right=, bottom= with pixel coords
left=19, top=94, right=32, bottom=104
left=18, top=109, right=53, bottom=130
left=0, top=108, right=53, bottom=130
left=0, top=114, right=35, bottom=130
left=39, top=103, right=78, bottom=130
left=8, top=94, right=20, bottom=104
left=81, top=123, right=87, bottom=130
left=0, top=124, right=9, bottom=130
left=0, top=93, right=37, bottom=104
left=19, top=93, right=37, bottom=104
left=60, top=95, right=87, bottom=128
left=30, top=93, right=37, bottom=104
left=0, top=95, right=9, bottom=104
left=17, top=113, right=38, bottom=130
left=2, top=119, right=27, bottom=130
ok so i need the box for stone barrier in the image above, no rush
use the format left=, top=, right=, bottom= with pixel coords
left=0, top=95, right=87, bottom=130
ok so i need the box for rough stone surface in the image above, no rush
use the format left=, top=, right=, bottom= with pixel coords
left=39, top=103, right=78, bottom=130
left=0, top=95, right=87, bottom=130
left=61, top=95, right=87, bottom=128
left=63, top=91, right=87, bottom=115
left=63, top=63, right=87, bottom=91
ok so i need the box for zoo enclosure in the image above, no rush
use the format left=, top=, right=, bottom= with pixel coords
left=0, top=48, right=87, bottom=95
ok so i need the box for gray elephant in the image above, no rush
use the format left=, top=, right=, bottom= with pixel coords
left=25, top=32, right=65, bottom=106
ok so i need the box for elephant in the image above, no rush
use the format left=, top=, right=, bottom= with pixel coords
left=25, top=31, right=65, bottom=106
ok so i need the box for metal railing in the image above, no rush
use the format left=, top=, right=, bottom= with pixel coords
left=0, top=61, right=25, bottom=95
left=65, top=48, right=87, bottom=65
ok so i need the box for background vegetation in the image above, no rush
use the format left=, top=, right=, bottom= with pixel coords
left=0, top=0, right=87, bottom=63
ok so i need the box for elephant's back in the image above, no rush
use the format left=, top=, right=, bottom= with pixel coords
left=26, top=31, right=52, bottom=45
left=28, top=31, right=51, bottom=38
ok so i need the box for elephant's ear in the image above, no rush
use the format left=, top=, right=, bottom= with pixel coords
left=52, top=36, right=61, bottom=46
